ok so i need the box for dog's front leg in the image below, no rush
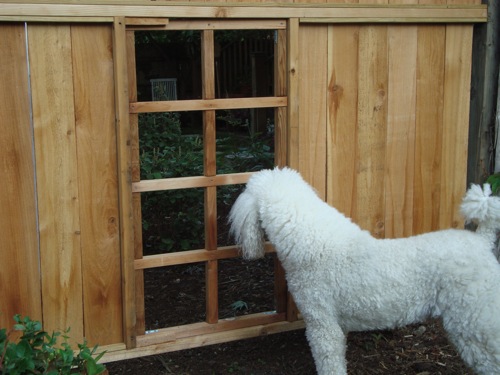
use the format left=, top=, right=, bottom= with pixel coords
left=305, top=320, right=347, bottom=375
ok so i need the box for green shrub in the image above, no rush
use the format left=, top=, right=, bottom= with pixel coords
left=0, top=315, right=106, bottom=375
left=139, top=112, right=274, bottom=253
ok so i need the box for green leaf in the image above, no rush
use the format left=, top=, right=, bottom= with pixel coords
left=486, top=173, right=500, bottom=195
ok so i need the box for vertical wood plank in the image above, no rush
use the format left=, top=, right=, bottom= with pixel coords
left=127, top=29, right=146, bottom=336
left=298, top=25, right=327, bottom=198
left=0, top=23, right=42, bottom=328
left=384, top=25, right=417, bottom=238
left=113, top=17, right=136, bottom=349
left=286, top=18, right=300, bottom=322
left=327, top=25, right=359, bottom=216
left=202, top=29, right=218, bottom=324
left=287, top=18, right=300, bottom=171
left=72, top=24, right=123, bottom=346
left=356, top=25, right=388, bottom=237
left=413, top=25, right=445, bottom=234
left=28, top=24, right=84, bottom=342
left=439, top=25, right=473, bottom=229
left=275, top=28, right=288, bottom=168
left=273, top=27, right=288, bottom=315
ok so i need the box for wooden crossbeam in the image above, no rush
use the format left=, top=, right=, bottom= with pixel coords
left=129, top=97, right=287, bottom=114
left=0, top=3, right=487, bottom=23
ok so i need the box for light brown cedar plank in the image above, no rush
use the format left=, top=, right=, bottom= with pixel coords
left=72, top=24, right=123, bottom=346
left=384, top=25, right=417, bottom=238
left=356, top=25, right=388, bottom=237
left=298, top=24, right=327, bottom=198
left=419, top=0, right=446, bottom=4
left=201, top=29, right=218, bottom=324
left=28, top=24, right=84, bottom=343
left=275, top=28, right=288, bottom=168
left=413, top=25, right=445, bottom=234
left=102, top=319, right=306, bottom=363
left=113, top=17, right=137, bottom=349
left=287, top=18, right=300, bottom=170
left=447, top=0, right=480, bottom=5
left=273, top=25, right=288, bottom=316
left=0, top=24, right=42, bottom=328
left=327, top=25, right=359, bottom=217
left=129, top=97, right=286, bottom=114
left=439, top=25, right=473, bottom=229
left=127, top=28, right=146, bottom=336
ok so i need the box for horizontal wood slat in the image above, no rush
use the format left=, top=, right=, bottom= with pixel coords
left=0, top=3, right=487, bottom=23
left=138, top=312, right=286, bottom=347
left=134, top=244, right=275, bottom=270
left=130, top=96, right=287, bottom=114
left=132, top=172, right=253, bottom=193
left=125, top=17, right=168, bottom=27
left=301, top=16, right=485, bottom=23
left=132, top=19, right=287, bottom=30
left=0, top=15, right=113, bottom=22
left=101, top=317, right=306, bottom=363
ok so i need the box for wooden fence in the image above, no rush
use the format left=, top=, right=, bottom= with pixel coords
left=0, top=0, right=486, bottom=362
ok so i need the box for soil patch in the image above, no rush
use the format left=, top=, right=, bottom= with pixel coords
left=107, top=256, right=473, bottom=374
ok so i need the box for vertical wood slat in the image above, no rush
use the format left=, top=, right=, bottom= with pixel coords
left=413, top=25, right=445, bottom=234
left=72, top=24, right=123, bottom=345
left=0, top=23, right=42, bottom=328
left=439, top=24, right=473, bottom=229
left=355, top=25, right=388, bottom=237
left=28, top=24, right=84, bottom=344
left=286, top=18, right=300, bottom=322
left=327, top=25, right=359, bottom=215
left=273, top=28, right=288, bottom=315
left=201, top=29, right=218, bottom=324
left=384, top=25, right=417, bottom=238
left=287, top=18, right=300, bottom=171
left=275, top=28, right=288, bottom=168
left=298, top=24, right=327, bottom=198
left=113, top=16, right=136, bottom=349
left=127, top=29, right=146, bottom=336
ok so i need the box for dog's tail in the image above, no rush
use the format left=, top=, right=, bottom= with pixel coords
left=460, top=183, right=500, bottom=242
left=229, top=188, right=266, bottom=260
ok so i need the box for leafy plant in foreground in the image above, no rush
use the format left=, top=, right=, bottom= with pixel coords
left=0, top=315, right=106, bottom=375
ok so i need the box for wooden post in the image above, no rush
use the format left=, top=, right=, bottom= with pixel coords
left=113, top=16, right=136, bottom=349
left=202, top=29, right=219, bottom=325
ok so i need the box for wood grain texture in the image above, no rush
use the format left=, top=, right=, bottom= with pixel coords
left=384, top=25, right=417, bottom=238
left=413, top=25, right=445, bottom=234
left=274, top=28, right=288, bottom=168
left=355, top=25, right=388, bottom=236
left=127, top=29, right=146, bottom=336
left=287, top=18, right=300, bottom=170
left=439, top=24, right=473, bottom=229
left=0, top=2, right=486, bottom=22
left=0, top=24, right=42, bottom=328
left=28, top=23, right=84, bottom=343
left=298, top=24, right=327, bottom=198
left=327, top=25, right=359, bottom=216
left=113, top=16, right=136, bottom=348
left=72, top=24, right=123, bottom=345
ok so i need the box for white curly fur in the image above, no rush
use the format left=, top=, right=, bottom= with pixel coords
left=229, top=167, right=500, bottom=375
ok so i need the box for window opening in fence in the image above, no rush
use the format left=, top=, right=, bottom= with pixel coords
left=127, top=19, right=289, bottom=348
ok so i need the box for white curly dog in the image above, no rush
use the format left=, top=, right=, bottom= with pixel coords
left=229, top=167, right=500, bottom=375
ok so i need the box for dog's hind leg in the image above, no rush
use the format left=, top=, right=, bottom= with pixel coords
left=441, top=292, right=500, bottom=375
left=305, top=320, right=348, bottom=375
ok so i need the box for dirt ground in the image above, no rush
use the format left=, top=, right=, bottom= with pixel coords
left=105, top=257, right=474, bottom=375
left=106, top=320, right=473, bottom=375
